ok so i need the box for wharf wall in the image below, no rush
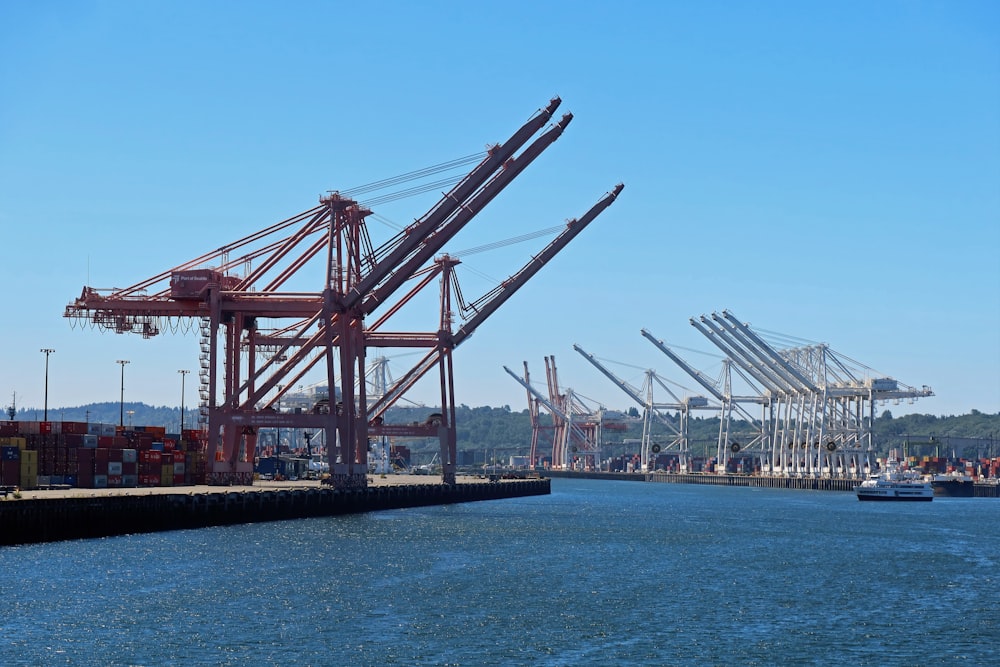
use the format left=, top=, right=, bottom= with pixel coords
left=544, top=470, right=855, bottom=491
left=544, top=470, right=1000, bottom=496
left=0, top=478, right=550, bottom=546
left=647, top=472, right=857, bottom=491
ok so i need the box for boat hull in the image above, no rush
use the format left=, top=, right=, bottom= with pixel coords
left=856, top=492, right=933, bottom=502
left=931, top=480, right=975, bottom=498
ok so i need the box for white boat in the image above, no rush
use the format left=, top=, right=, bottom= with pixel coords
left=855, top=462, right=933, bottom=502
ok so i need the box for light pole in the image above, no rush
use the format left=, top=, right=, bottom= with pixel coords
left=178, top=370, right=190, bottom=436
left=276, top=385, right=283, bottom=454
left=116, top=360, right=129, bottom=427
left=40, top=348, right=54, bottom=421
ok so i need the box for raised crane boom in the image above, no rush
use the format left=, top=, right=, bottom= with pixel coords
left=503, top=365, right=592, bottom=446
left=715, top=311, right=818, bottom=393
left=691, top=316, right=784, bottom=393
left=367, top=184, right=625, bottom=420
left=573, top=343, right=694, bottom=472
left=452, top=183, right=624, bottom=346
left=572, top=344, right=682, bottom=434
left=346, top=97, right=564, bottom=312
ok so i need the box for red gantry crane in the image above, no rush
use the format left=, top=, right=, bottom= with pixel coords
left=504, top=356, right=603, bottom=471
left=64, top=98, right=624, bottom=487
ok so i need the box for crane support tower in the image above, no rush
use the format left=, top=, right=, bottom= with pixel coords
left=504, top=358, right=603, bottom=471
left=573, top=344, right=719, bottom=473
left=645, top=311, right=933, bottom=479
left=64, top=98, right=624, bottom=487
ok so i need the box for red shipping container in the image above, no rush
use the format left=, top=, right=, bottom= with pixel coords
left=97, top=436, right=115, bottom=448
left=78, top=449, right=95, bottom=476
left=139, top=474, right=161, bottom=487
left=139, top=450, right=162, bottom=465
left=122, top=461, right=137, bottom=476
left=1, top=460, right=19, bottom=485
left=109, top=449, right=123, bottom=463
left=39, top=422, right=52, bottom=435
left=107, top=474, right=123, bottom=487
left=60, top=421, right=88, bottom=435
left=182, top=429, right=203, bottom=445
left=95, top=448, right=110, bottom=464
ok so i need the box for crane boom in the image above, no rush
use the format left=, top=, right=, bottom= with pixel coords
left=640, top=329, right=725, bottom=402
left=364, top=183, right=623, bottom=420
left=452, top=183, right=624, bottom=346
left=716, top=311, right=818, bottom=393
left=357, top=112, right=573, bottom=315
left=691, top=316, right=784, bottom=393
left=572, top=344, right=680, bottom=433
left=640, top=329, right=762, bottom=419
left=345, top=97, right=563, bottom=312
left=502, top=366, right=591, bottom=445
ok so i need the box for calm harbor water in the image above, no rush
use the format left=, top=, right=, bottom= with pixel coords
left=0, top=478, right=997, bottom=666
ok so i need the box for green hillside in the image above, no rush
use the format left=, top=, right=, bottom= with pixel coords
left=10, top=403, right=999, bottom=462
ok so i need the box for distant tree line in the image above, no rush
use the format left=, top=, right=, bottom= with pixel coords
left=10, top=402, right=1000, bottom=461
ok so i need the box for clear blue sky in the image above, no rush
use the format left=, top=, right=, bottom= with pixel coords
left=2, top=1, right=997, bottom=418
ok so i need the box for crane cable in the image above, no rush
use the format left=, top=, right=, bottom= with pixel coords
left=450, top=225, right=565, bottom=258
left=339, top=152, right=487, bottom=198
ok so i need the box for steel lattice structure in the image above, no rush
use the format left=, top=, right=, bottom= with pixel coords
left=65, top=97, right=624, bottom=487
left=505, top=357, right=604, bottom=470
left=648, top=311, right=933, bottom=478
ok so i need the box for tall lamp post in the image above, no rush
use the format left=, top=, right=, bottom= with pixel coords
left=40, top=348, right=55, bottom=421
left=116, top=360, right=129, bottom=427
left=178, top=369, right=190, bottom=437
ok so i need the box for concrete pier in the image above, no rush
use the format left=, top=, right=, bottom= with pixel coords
left=0, top=476, right=550, bottom=546
left=544, top=469, right=1000, bottom=496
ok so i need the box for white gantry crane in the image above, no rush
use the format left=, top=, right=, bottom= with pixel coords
left=640, top=329, right=770, bottom=473
left=573, top=344, right=719, bottom=473
left=682, top=311, right=932, bottom=478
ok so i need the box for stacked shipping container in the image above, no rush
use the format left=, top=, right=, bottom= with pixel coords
left=0, top=421, right=207, bottom=490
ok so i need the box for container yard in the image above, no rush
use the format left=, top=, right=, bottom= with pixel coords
left=0, top=419, right=208, bottom=490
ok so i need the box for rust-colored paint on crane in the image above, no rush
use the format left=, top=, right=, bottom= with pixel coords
left=64, top=99, right=623, bottom=488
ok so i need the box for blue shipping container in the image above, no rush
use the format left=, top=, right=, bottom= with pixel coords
left=1, top=446, right=20, bottom=461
